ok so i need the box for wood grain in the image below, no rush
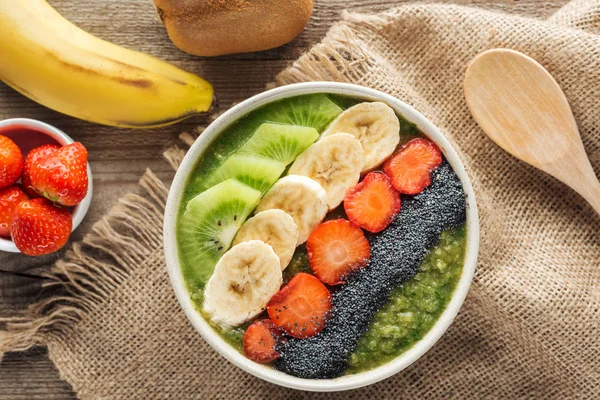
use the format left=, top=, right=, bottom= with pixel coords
left=0, top=348, right=76, bottom=400
left=465, top=49, right=600, bottom=214
left=0, top=0, right=570, bottom=398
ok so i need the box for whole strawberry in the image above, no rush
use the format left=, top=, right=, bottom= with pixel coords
left=28, top=142, right=88, bottom=206
left=21, top=144, right=61, bottom=197
left=11, top=198, right=72, bottom=256
left=0, top=185, right=29, bottom=238
left=0, top=135, right=24, bottom=189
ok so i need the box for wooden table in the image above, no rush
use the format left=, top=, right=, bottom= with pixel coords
left=0, top=0, right=567, bottom=398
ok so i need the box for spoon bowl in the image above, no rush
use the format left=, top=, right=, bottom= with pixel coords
left=464, top=48, right=600, bottom=215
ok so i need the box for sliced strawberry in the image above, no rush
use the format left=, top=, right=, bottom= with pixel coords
left=11, top=198, right=72, bottom=256
left=267, top=273, right=332, bottom=338
left=0, top=135, right=24, bottom=189
left=243, top=319, right=282, bottom=364
left=22, top=144, right=61, bottom=197
left=306, top=219, right=371, bottom=285
left=383, top=138, right=442, bottom=195
left=344, top=172, right=401, bottom=233
left=0, top=186, right=29, bottom=238
left=28, top=142, right=88, bottom=206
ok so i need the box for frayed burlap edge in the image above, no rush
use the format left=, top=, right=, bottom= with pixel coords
left=0, top=170, right=169, bottom=357
left=0, top=130, right=207, bottom=360
left=0, top=107, right=220, bottom=361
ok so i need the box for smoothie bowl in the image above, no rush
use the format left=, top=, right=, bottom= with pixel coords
left=163, top=82, right=479, bottom=391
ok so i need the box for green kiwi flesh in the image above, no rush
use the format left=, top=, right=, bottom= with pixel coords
left=203, top=154, right=286, bottom=193
left=178, top=179, right=262, bottom=288
left=238, top=123, right=319, bottom=165
left=260, top=93, right=344, bottom=132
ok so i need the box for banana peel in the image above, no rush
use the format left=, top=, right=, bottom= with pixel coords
left=0, top=0, right=215, bottom=128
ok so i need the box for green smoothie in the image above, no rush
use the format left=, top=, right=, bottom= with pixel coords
left=176, top=92, right=467, bottom=376
left=347, top=226, right=466, bottom=373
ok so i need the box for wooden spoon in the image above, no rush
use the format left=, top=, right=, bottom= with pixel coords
left=464, top=48, right=600, bottom=215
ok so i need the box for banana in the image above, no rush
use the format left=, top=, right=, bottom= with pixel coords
left=289, top=133, right=365, bottom=210
left=322, top=102, right=400, bottom=172
left=203, top=240, right=282, bottom=328
left=256, top=175, right=328, bottom=245
left=233, top=209, right=299, bottom=270
left=0, top=0, right=214, bottom=128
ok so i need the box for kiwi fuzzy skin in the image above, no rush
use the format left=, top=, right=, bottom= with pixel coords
left=154, top=0, right=314, bottom=56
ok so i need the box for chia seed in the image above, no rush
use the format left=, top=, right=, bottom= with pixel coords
left=274, top=161, right=467, bottom=379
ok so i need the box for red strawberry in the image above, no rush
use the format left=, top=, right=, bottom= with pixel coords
left=11, top=198, right=72, bottom=256
left=0, top=186, right=29, bottom=238
left=383, top=138, right=442, bottom=195
left=28, top=142, right=88, bottom=206
left=0, top=135, right=24, bottom=189
left=267, top=273, right=332, bottom=338
left=306, top=219, right=371, bottom=285
left=21, top=144, right=61, bottom=197
left=243, top=319, right=282, bottom=363
left=344, top=172, right=401, bottom=233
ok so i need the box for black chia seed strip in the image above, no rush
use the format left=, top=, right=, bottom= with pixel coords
left=274, top=161, right=467, bottom=379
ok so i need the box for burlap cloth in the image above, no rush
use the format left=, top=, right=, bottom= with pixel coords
left=1, top=1, right=599, bottom=398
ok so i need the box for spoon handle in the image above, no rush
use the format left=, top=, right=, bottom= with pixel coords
left=544, top=143, right=600, bottom=217
left=578, top=180, right=600, bottom=216
left=562, top=157, right=600, bottom=216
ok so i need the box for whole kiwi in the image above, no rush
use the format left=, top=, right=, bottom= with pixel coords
left=154, top=0, right=314, bottom=56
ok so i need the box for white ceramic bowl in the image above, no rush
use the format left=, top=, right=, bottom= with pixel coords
left=0, top=118, right=93, bottom=253
left=164, top=82, right=479, bottom=392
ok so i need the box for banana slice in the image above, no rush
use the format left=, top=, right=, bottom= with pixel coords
left=203, top=240, right=282, bottom=328
left=323, top=102, right=400, bottom=172
left=256, top=175, right=328, bottom=245
left=233, top=209, right=299, bottom=270
left=289, top=133, right=365, bottom=210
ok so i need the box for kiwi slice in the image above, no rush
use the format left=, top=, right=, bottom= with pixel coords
left=238, top=123, right=319, bottom=165
left=178, top=179, right=261, bottom=287
left=203, top=154, right=286, bottom=193
left=260, top=93, right=344, bottom=132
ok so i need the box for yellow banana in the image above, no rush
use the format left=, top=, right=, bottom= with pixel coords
left=0, top=0, right=214, bottom=128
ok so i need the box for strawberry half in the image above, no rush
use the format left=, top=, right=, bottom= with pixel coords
left=11, top=198, right=72, bottom=256
left=267, top=273, right=332, bottom=338
left=0, top=186, right=29, bottom=238
left=0, top=135, right=24, bottom=189
left=21, top=144, right=61, bottom=197
left=344, top=172, right=401, bottom=233
left=383, top=138, right=442, bottom=195
left=306, top=219, right=371, bottom=285
left=243, top=319, right=282, bottom=364
left=28, top=142, right=88, bottom=206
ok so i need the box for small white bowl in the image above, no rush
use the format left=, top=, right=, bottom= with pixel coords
left=0, top=118, right=93, bottom=254
left=163, top=82, right=479, bottom=391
